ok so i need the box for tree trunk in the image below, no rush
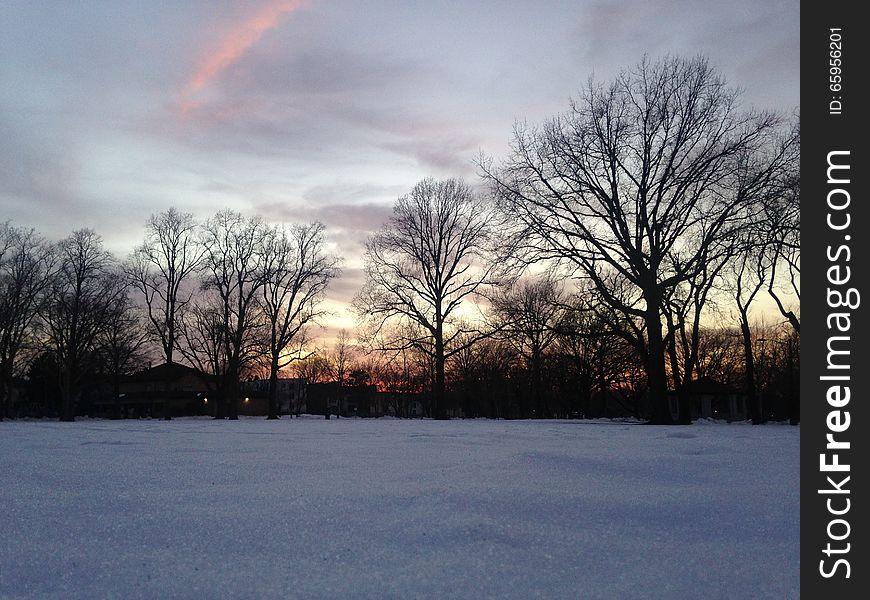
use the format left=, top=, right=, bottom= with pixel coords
left=267, top=356, right=280, bottom=420
left=787, top=340, right=799, bottom=425
left=227, top=367, right=239, bottom=420
left=112, top=369, right=122, bottom=420
left=0, top=361, right=10, bottom=421
left=644, top=306, right=673, bottom=425
left=664, top=315, right=691, bottom=425
left=434, top=328, right=447, bottom=420
left=676, top=385, right=692, bottom=425
left=164, top=353, right=173, bottom=421
left=740, top=316, right=762, bottom=424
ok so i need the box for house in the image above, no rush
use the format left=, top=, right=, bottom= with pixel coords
left=670, top=377, right=746, bottom=421
left=93, top=362, right=212, bottom=418
left=239, top=378, right=307, bottom=416
left=306, top=382, right=386, bottom=417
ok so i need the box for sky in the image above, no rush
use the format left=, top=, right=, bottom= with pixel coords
left=1, top=0, right=799, bottom=335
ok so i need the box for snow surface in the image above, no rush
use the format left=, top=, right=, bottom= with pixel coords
left=0, top=417, right=798, bottom=599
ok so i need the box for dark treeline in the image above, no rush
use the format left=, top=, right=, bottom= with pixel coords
left=1, top=56, right=799, bottom=424
left=0, top=213, right=339, bottom=422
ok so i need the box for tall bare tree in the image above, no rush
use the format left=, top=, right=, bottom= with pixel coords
left=331, top=329, right=354, bottom=389
left=0, top=223, right=54, bottom=420
left=662, top=237, right=735, bottom=424
left=724, top=122, right=800, bottom=422
left=765, top=120, right=801, bottom=334
left=354, top=177, right=500, bottom=419
left=200, top=210, right=266, bottom=419
left=326, top=329, right=355, bottom=418
left=491, top=275, right=564, bottom=417
left=127, top=207, right=202, bottom=419
left=485, top=56, right=793, bottom=424
left=726, top=237, right=769, bottom=424
left=42, top=230, right=122, bottom=421
left=259, top=222, right=338, bottom=419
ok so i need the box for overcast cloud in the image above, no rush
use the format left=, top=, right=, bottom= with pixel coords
left=0, top=0, right=799, bottom=322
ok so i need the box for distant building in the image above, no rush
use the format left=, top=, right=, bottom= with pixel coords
left=306, top=382, right=408, bottom=418
left=586, top=387, right=640, bottom=419
left=670, top=377, right=746, bottom=421
left=93, top=362, right=212, bottom=418
left=240, top=378, right=307, bottom=416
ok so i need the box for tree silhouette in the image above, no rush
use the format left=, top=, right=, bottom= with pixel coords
left=765, top=119, right=801, bottom=333
left=127, top=208, right=202, bottom=419
left=0, top=223, right=53, bottom=420
left=485, top=56, right=794, bottom=424
left=355, top=178, right=500, bottom=419
left=259, top=222, right=338, bottom=419
left=200, top=211, right=267, bottom=419
left=491, top=275, right=563, bottom=417
left=42, top=230, right=123, bottom=421
left=97, top=281, right=150, bottom=419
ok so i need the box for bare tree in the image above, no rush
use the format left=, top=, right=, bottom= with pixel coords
left=553, top=292, right=644, bottom=419
left=324, top=329, right=355, bottom=418
left=721, top=123, right=800, bottom=422
left=662, top=240, right=734, bottom=424
left=259, top=222, right=338, bottom=419
left=485, top=56, right=793, bottom=424
left=765, top=120, right=800, bottom=333
left=42, top=230, right=123, bottom=421
left=354, top=178, right=500, bottom=419
left=97, top=281, right=150, bottom=419
left=0, top=223, right=54, bottom=420
left=379, top=343, right=428, bottom=417
left=293, top=353, right=334, bottom=385
left=447, top=331, right=520, bottom=418
left=200, top=210, right=267, bottom=419
left=178, top=292, right=227, bottom=414
left=724, top=237, right=768, bottom=424
left=693, top=327, right=743, bottom=386
left=331, top=329, right=354, bottom=388
left=491, top=275, right=564, bottom=417
left=127, top=208, right=202, bottom=419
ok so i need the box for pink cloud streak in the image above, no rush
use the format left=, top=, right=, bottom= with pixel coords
left=180, top=0, right=306, bottom=112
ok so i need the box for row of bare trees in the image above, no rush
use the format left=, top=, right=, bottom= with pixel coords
left=0, top=210, right=338, bottom=421
left=2, top=55, right=799, bottom=424
left=353, top=56, right=799, bottom=423
left=128, top=210, right=339, bottom=420
left=293, top=290, right=797, bottom=422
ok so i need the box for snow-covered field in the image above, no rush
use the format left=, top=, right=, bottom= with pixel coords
left=1, top=417, right=798, bottom=599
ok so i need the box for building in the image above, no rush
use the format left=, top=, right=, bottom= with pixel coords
left=670, top=377, right=746, bottom=421
left=94, top=362, right=212, bottom=418
left=240, top=378, right=307, bottom=416
left=306, top=382, right=390, bottom=417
